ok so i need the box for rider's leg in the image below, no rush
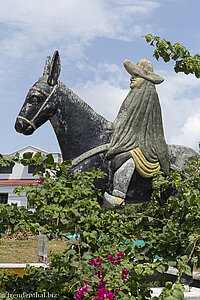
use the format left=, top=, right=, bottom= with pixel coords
left=103, top=158, right=135, bottom=209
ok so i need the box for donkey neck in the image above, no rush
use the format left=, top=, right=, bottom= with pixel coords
left=50, top=82, right=113, bottom=160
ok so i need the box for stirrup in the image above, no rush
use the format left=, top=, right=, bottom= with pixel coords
left=102, top=192, right=125, bottom=209
left=114, top=197, right=125, bottom=209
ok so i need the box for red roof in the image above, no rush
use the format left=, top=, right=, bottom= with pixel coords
left=0, top=179, right=37, bottom=186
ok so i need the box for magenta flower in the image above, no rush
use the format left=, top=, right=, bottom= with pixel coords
left=114, top=252, right=125, bottom=265
left=93, top=287, right=114, bottom=300
left=122, top=268, right=128, bottom=282
left=89, top=254, right=126, bottom=299
left=37, top=177, right=45, bottom=185
left=90, top=257, right=102, bottom=267
left=76, top=283, right=89, bottom=300
left=97, top=281, right=106, bottom=288
left=115, top=288, right=122, bottom=293
left=107, top=252, right=125, bottom=265
left=117, top=252, right=124, bottom=258
left=107, top=254, right=114, bottom=263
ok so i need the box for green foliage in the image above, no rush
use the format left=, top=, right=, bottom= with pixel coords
left=0, top=153, right=19, bottom=167
left=0, top=153, right=153, bottom=298
left=144, top=34, right=200, bottom=78
left=0, top=204, right=33, bottom=237
left=137, top=157, right=200, bottom=285
left=152, top=282, right=184, bottom=300
left=151, top=158, right=200, bottom=257
left=1, top=152, right=200, bottom=298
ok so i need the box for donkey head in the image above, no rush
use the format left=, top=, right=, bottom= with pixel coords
left=15, top=51, right=61, bottom=135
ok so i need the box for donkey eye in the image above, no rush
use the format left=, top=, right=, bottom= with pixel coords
left=32, top=96, right=38, bottom=101
left=32, top=96, right=40, bottom=102
left=31, top=96, right=42, bottom=104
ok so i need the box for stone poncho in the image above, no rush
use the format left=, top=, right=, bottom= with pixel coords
left=106, top=80, right=170, bottom=176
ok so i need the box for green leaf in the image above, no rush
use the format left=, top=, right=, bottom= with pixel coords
left=134, top=264, right=143, bottom=275
left=9, top=217, right=16, bottom=224
left=33, top=167, right=39, bottom=176
left=44, top=154, right=54, bottom=165
left=60, top=218, right=68, bottom=225
left=156, top=264, right=166, bottom=273
left=83, top=252, right=92, bottom=260
left=145, top=35, right=152, bottom=43
left=23, top=152, right=33, bottom=159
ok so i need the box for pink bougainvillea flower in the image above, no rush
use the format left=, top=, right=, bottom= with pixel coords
left=107, top=252, right=125, bottom=265
left=107, top=254, right=114, bottom=263
left=93, top=287, right=114, bottom=300
left=122, top=268, right=128, bottom=282
left=90, top=257, right=102, bottom=267
left=114, top=252, right=124, bottom=265
left=97, top=281, right=106, bottom=288
left=115, top=288, right=122, bottom=293
left=76, top=283, right=89, bottom=300
left=37, top=177, right=45, bottom=185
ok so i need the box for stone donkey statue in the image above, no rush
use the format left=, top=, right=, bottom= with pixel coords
left=15, top=51, right=199, bottom=207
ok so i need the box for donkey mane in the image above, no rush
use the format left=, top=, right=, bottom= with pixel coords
left=58, top=81, right=110, bottom=125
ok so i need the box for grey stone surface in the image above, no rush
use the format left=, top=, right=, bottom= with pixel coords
left=168, top=144, right=199, bottom=170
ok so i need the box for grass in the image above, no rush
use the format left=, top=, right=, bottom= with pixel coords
left=0, top=237, right=67, bottom=263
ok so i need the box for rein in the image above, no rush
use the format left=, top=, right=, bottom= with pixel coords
left=72, top=144, right=110, bottom=167
left=17, top=84, right=58, bottom=130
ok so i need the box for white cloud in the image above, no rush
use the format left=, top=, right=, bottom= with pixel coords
left=0, top=0, right=160, bottom=59
left=76, top=61, right=128, bottom=87
left=74, top=61, right=130, bottom=120
left=170, top=114, right=200, bottom=151
left=157, top=71, right=200, bottom=151
left=75, top=78, right=128, bottom=121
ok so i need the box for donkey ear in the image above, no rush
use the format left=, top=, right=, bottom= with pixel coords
left=47, top=51, right=61, bottom=86
left=43, top=56, right=51, bottom=76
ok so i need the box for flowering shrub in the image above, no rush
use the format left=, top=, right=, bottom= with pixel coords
left=1, top=151, right=200, bottom=299
left=74, top=251, right=129, bottom=299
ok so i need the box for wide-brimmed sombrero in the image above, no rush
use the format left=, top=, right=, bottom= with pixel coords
left=124, top=58, right=164, bottom=84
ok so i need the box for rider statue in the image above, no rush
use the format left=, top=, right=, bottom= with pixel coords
left=103, top=58, right=170, bottom=209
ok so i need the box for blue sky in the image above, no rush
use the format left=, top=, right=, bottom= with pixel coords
left=0, top=0, right=200, bottom=154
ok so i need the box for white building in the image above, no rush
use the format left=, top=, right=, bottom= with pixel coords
left=0, top=145, right=62, bottom=207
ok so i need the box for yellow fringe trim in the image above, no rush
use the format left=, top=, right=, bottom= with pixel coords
left=114, top=197, right=125, bottom=206
left=129, top=147, right=160, bottom=178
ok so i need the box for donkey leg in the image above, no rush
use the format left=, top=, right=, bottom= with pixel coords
left=102, top=158, right=135, bottom=209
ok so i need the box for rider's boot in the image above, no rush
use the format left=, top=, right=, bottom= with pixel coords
left=102, top=158, right=135, bottom=209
